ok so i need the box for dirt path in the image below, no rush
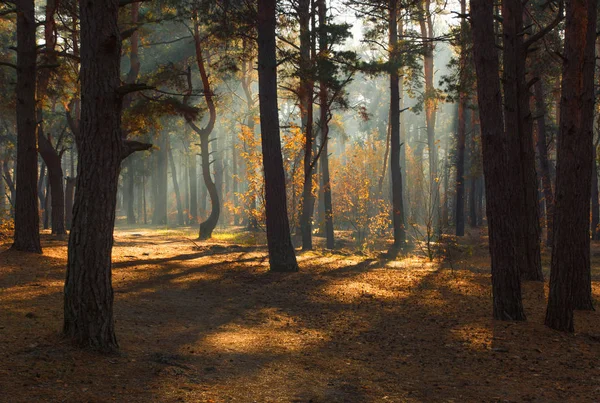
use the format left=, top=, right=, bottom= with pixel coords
left=1, top=229, right=600, bottom=402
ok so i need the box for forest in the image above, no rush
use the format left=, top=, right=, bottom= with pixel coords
left=0, top=0, right=599, bottom=401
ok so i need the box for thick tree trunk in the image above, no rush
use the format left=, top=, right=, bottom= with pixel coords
left=388, top=0, right=406, bottom=253
left=502, top=0, right=543, bottom=281
left=534, top=78, right=555, bottom=245
left=63, top=0, right=122, bottom=352
left=545, top=0, right=597, bottom=332
left=12, top=0, right=41, bottom=253
left=471, top=0, right=525, bottom=321
left=65, top=176, right=75, bottom=230
left=257, top=0, right=299, bottom=271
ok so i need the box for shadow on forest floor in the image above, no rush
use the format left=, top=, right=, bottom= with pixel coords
left=1, top=227, right=600, bottom=402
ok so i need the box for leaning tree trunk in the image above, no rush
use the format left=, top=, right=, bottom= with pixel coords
left=388, top=0, right=406, bottom=253
left=63, top=0, right=122, bottom=352
left=257, top=0, right=299, bottom=272
left=186, top=15, right=220, bottom=239
left=471, top=0, right=525, bottom=321
left=188, top=142, right=198, bottom=225
left=12, top=0, right=41, bottom=253
left=545, top=0, right=597, bottom=332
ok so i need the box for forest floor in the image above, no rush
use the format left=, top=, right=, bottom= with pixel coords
left=1, top=227, right=600, bottom=402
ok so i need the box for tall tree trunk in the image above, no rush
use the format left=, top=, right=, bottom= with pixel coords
left=299, top=0, right=316, bottom=251
left=502, top=0, right=543, bottom=281
left=168, top=137, right=185, bottom=227
left=12, top=0, right=41, bottom=253
left=185, top=16, right=220, bottom=239
left=471, top=0, right=525, bottom=321
left=37, top=0, right=66, bottom=236
left=388, top=0, right=406, bottom=253
left=63, top=0, right=122, bottom=352
left=419, top=0, right=439, bottom=235
left=257, top=0, right=299, bottom=271
left=545, top=0, right=597, bottom=331
left=455, top=0, right=467, bottom=237
left=534, top=77, right=555, bottom=245
left=318, top=0, right=334, bottom=250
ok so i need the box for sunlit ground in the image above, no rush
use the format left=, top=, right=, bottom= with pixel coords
left=1, top=227, right=600, bottom=402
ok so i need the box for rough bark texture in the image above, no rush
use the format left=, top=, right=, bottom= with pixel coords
left=471, top=0, right=525, bottom=321
left=12, top=0, right=41, bottom=253
left=257, top=0, right=299, bottom=272
left=63, top=0, right=122, bottom=352
left=592, top=151, right=599, bottom=240
left=545, top=0, right=597, bottom=332
left=388, top=0, right=406, bottom=252
left=501, top=0, right=543, bottom=281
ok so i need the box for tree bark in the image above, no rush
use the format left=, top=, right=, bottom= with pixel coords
left=471, top=0, right=525, bottom=321
left=388, top=0, right=406, bottom=253
left=299, top=0, right=316, bottom=251
left=418, top=0, right=439, bottom=235
left=257, top=0, right=299, bottom=271
left=63, top=0, right=122, bottom=352
left=12, top=0, right=41, bottom=253
left=502, top=0, right=543, bottom=281
left=318, top=0, right=334, bottom=250
left=37, top=0, right=66, bottom=236
left=545, top=0, right=597, bottom=332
